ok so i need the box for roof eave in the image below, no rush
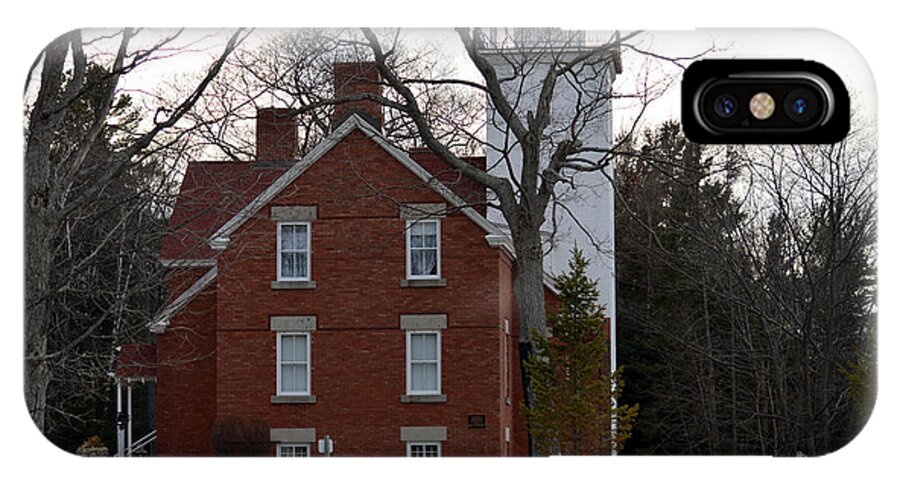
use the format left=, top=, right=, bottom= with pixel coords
left=148, top=265, right=218, bottom=334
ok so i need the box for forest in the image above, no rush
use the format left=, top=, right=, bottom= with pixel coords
left=616, top=122, right=876, bottom=455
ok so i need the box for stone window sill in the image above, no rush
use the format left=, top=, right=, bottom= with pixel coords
left=399, top=278, right=447, bottom=288
left=271, top=280, right=317, bottom=290
left=400, top=394, right=448, bottom=404
left=271, top=394, right=317, bottom=404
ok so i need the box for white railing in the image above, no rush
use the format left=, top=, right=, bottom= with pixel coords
left=126, top=429, right=157, bottom=456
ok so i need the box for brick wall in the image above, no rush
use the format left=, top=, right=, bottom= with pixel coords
left=156, top=266, right=218, bottom=456
left=158, top=130, right=515, bottom=456
left=256, top=108, right=298, bottom=161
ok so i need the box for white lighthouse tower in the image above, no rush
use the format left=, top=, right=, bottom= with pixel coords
left=481, top=28, right=621, bottom=381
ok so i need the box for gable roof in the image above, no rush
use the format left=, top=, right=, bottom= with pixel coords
left=208, top=114, right=502, bottom=250
left=151, top=114, right=560, bottom=334
left=161, top=162, right=289, bottom=261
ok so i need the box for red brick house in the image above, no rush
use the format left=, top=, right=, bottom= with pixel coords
left=150, top=63, right=559, bottom=457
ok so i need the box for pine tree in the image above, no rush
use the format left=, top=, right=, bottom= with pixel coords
left=524, top=248, right=638, bottom=455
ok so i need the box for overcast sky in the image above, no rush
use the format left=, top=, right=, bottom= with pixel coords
left=80, top=28, right=876, bottom=144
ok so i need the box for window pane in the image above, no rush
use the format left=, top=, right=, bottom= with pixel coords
left=281, top=252, right=308, bottom=279
left=295, top=364, right=308, bottom=392
left=420, top=249, right=437, bottom=275
left=411, top=363, right=424, bottom=390
left=296, top=224, right=308, bottom=250
left=410, top=250, right=437, bottom=277
left=281, top=224, right=308, bottom=252
left=410, top=232, right=424, bottom=248
left=411, top=363, right=437, bottom=392
left=410, top=250, right=422, bottom=275
left=424, top=444, right=439, bottom=457
left=423, top=231, right=437, bottom=248
left=422, top=221, right=437, bottom=235
left=281, top=335, right=295, bottom=361
left=281, top=225, right=296, bottom=249
left=423, top=334, right=437, bottom=359
left=410, top=333, right=437, bottom=360
left=410, top=333, right=423, bottom=360
left=422, top=363, right=437, bottom=390
left=296, top=336, right=308, bottom=361
left=298, top=251, right=308, bottom=277
left=282, top=252, right=296, bottom=277
left=282, top=364, right=297, bottom=391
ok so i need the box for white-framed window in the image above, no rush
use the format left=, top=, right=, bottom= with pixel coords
left=407, top=442, right=441, bottom=457
left=277, top=222, right=311, bottom=281
left=504, top=319, right=511, bottom=404
left=277, top=332, right=310, bottom=396
left=406, top=331, right=441, bottom=395
left=277, top=443, right=310, bottom=457
left=406, top=219, right=440, bottom=279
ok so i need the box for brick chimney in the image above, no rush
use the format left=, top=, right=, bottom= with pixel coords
left=332, top=62, right=383, bottom=131
left=256, top=108, right=298, bottom=161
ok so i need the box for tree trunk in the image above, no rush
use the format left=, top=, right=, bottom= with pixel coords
left=509, top=215, right=548, bottom=456
left=512, top=241, right=549, bottom=342
left=24, top=34, right=71, bottom=433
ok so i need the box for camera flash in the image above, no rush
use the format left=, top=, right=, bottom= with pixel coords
left=750, top=92, right=775, bottom=120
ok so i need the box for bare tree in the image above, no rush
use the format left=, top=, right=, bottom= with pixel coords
left=349, top=28, right=655, bottom=344
left=24, top=28, right=246, bottom=439
left=158, top=29, right=485, bottom=167
left=615, top=121, right=876, bottom=455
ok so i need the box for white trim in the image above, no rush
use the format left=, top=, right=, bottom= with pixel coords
left=406, top=219, right=441, bottom=280
left=158, top=258, right=216, bottom=268
left=276, top=222, right=311, bottom=282
left=484, top=233, right=515, bottom=258
left=276, top=332, right=311, bottom=397
left=406, top=330, right=441, bottom=396
left=148, top=266, right=218, bottom=334
left=208, top=114, right=502, bottom=249
left=504, top=318, right=511, bottom=404
left=199, top=113, right=559, bottom=295
left=406, top=442, right=441, bottom=457
left=277, top=443, right=311, bottom=457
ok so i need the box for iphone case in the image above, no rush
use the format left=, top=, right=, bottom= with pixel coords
left=23, top=28, right=876, bottom=457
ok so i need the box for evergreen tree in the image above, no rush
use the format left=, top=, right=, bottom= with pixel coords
left=524, top=248, right=638, bottom=455
left=615, top=122, right=876, bottom=455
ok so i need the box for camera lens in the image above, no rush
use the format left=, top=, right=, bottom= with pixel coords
left=784, top=89, right=819, bottom=123
left=713, top=94, right=738, bottom=118
left=791, top=98, right=808, bottom=115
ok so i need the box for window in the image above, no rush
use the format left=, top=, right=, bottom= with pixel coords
left=277, top=444, right=310, bottom=457
left=406, top=220, right=440, bottom=279
left=277, top=333, right=310, bottom=396
left=504, top=319, right=511, bottom=404
left=407, top=442, right=441, bottom=457
left=278, top=222, right=310, bottom=281
left=406, top=331, right=441, bottom=395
